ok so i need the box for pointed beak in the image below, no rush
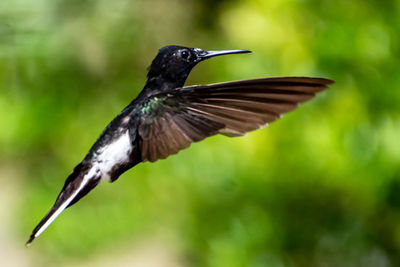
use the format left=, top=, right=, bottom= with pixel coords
left=197, top=49, right=251, bottom=60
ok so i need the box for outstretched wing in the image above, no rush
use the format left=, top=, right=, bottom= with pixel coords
left=138, top=77, right=333, bottom=162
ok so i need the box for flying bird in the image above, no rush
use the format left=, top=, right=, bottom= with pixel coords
left=26, top=45, right=333, bottom=245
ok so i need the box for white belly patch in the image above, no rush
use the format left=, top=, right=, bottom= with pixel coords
left=94, top=131, right=132, bottom=181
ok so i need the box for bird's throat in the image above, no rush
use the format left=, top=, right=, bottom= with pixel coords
left=143, top=74, right=188, bottom=96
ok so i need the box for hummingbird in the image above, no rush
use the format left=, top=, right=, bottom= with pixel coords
left=26, top=45, right=333, bottom=245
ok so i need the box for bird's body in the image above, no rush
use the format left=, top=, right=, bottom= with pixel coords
left=27, top=45, right=333, bottom=245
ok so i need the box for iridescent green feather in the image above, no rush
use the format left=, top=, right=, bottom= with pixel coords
left=141, top=97, right=163, bottom=115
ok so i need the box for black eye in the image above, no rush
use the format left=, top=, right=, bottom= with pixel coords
left=180, top=50, right=190, bottom=60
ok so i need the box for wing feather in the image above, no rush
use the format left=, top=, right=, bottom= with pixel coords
left=138, top=77, right=333, bottom=162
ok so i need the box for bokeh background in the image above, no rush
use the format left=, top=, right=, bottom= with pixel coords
left=1, top=0, right=399, bottom=266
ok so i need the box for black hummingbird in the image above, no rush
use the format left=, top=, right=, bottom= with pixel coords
left=26, top=45, right=333, bottom=245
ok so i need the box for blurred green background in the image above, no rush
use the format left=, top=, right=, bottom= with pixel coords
left=1, top=0, right=400, bottom=266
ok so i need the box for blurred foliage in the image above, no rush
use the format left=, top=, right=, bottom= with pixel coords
left=0, top=0, right=400, bottom=266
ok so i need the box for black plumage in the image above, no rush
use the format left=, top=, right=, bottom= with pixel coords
left=26, top=45, right=333, bottom=245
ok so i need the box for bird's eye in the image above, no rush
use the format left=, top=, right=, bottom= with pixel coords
left=180, top=50, right=191, bottom=60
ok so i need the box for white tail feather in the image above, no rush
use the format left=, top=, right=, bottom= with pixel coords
left=33, top=177, right=90, bottom=239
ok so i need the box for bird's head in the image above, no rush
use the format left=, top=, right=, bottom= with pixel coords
left=146, top=45, right=251, bottom=88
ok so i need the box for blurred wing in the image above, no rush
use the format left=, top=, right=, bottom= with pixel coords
left=138, top=77, right=333, bottom=162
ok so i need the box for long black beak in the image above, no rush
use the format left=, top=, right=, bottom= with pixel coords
left=199, top=49, right=251, bottom=60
